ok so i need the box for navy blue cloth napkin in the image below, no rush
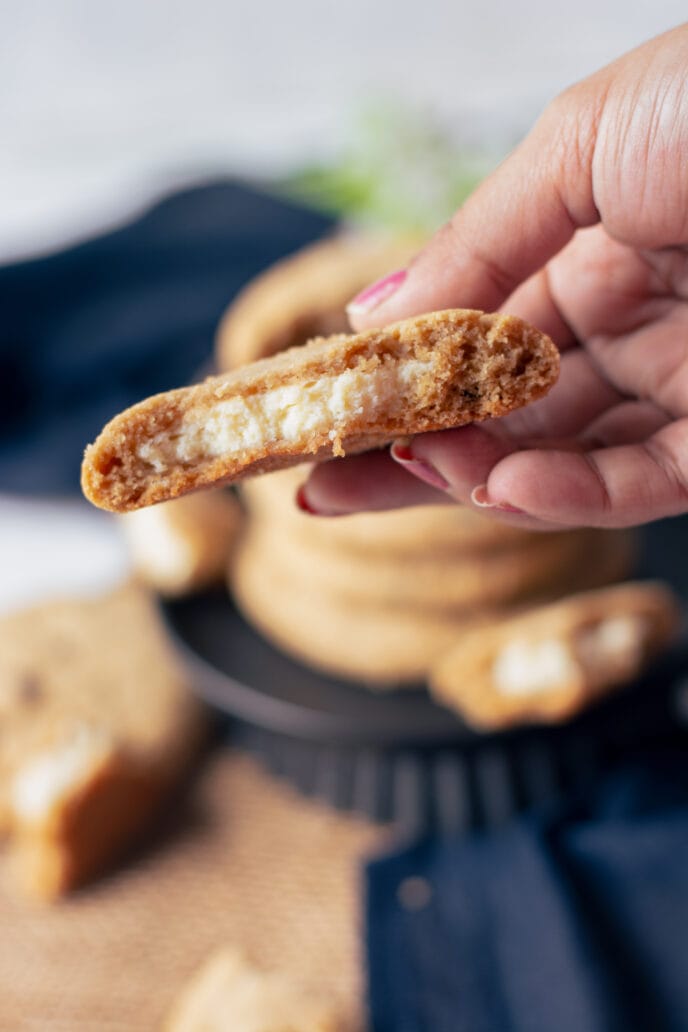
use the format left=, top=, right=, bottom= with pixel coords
left=0, top=180, right=333, bottom=493
left=367, top=745, right=688, bottom=1032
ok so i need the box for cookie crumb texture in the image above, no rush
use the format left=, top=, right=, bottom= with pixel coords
left=82, top=309, right=559, bottom=513
left=0, top=585, right=205, bottom=901
left=429, top=582, right=681, bottom=729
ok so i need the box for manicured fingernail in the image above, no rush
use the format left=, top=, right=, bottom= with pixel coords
left=470, top=485, right=524, bottom=513
left=295, top=485, right=345, bottom=517
left=391, top=441, right=450, bottom=491
left=347, top=268, right=407, bottom=316
left=295, top=485, right=319, bottom=515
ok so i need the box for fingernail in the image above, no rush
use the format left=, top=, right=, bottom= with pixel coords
left=391, top=441, right=450, bottom=491
left=347, top=268, right=407, bottom=316
left=470, top=485, right=524, bottom=513
left=295, top=485, right=345, bottom=517
left=295, top=485, right=319, bottom=515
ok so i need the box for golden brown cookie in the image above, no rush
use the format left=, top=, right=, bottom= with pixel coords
left=235, top=519, right=632, bottom=616
left=229, top=526, right=634, bottom=687
left=165, top=948, right=341, bottom=1032
left=120, top=490, right=243, bottom=596
left=216, top=232, right=421, bottom=370
left=429, top=581, right=681, bottom=729
left=240, top=465, right=537, bottom=558
left=230, top=533, right=477, bottom=686
left=81, top=309, right=560, bottom=513
left=0, top=584, right=205, bottom=900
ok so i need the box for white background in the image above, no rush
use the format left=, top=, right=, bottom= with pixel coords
left=0, top=1, right=685, bottom=610
left=1, top=1, right=685, bottom=260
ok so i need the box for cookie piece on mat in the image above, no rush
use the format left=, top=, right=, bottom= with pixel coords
left=165, top=948, right=341, bottom=1032
left=0, top=584, right=205, bottom=900
left=82, top=309, right=559, bottom=513
left=429, top=582, right=681, bottom=729
left=216, top=231, right=420, bottom=369
left=120, top=490, right=243, bottom=596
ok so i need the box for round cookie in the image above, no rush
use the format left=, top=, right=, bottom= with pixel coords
left=240, top=466, right=538, bottom=559
left=235, top=520, right=628, bottom=616
left=230, top=534, right=480, bottom=687
left=429, top=581, right=681, bottom=729
left=215, top=233, right=422, bottom=370
left=228, top=526, right=635, bottom=687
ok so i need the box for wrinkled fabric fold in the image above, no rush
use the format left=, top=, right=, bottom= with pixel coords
left=0, top=181, right=332, bottom=492
left=367, top=750, right=688, bottom=1032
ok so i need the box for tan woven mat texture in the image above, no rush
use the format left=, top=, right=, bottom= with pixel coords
left=0, top=751, right=386, bottom=1031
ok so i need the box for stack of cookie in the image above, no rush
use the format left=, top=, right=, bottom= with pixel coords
left=214, top=234, right=636, bottom=688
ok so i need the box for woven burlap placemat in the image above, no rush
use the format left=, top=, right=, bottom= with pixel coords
left=0, top=750, right=387, bottom=1030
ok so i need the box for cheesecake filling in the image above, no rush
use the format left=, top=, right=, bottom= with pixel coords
left=137, top=359, right=433, bottom=472
left=492, top=614, right=647, bottom=697
left=11, top=726, right=114, bottom=823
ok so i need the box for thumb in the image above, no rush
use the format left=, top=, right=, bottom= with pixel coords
left=347, top=80, right=603, bottom=328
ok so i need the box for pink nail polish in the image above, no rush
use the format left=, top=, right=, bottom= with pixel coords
left=391, top=442, right=450, bottom=491
left=347, top=268, right=407, bottom=316
left=470, top=485, right=524, bottom=513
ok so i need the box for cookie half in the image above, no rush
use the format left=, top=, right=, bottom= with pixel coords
left=82, top=309, right=559, bottom=513
left=429, top=581, right=681, bottom=729
left=0, top=584, right=205, bottom=899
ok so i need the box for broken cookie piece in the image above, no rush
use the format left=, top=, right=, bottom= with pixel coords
left=165, top=948, right=341, bottom=1032
left=0, top=584, right=205, bottom=900
left=120, top=490, right=243, bottom=596
left=429, top=582, right=681, bottom=729
left=81, top=309, right=559, bottom=513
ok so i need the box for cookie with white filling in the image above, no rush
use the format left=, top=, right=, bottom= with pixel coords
left=0, top=584, right=205, bottom=899
left=429, top=582, right=681, bottom=728
left=81, top=309, right=559, bottom=513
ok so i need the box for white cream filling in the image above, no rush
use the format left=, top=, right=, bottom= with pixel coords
left=11, top=727, right=113, bottom=823
left=137, top=360, right=432, bottom=472
left=576, top=614, right=646, bottom=679
left=492, top=614, right=647, bottom=697
left=493, top=638, right=578, bottom=697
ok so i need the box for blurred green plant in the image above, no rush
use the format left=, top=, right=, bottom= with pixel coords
left=280, top=102, right=490, bottom=234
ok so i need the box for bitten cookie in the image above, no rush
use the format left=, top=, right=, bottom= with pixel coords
left=216, top=232, right=421, bottom=369
left=165, top=948, right=341, bottom=1032
left=0, top=584, right=205, bottom=900
left=429, top=581, right=681, bottom=729
left=120, top=490, right=243, bottom=596
left=82, top=309, right=559, bottom=513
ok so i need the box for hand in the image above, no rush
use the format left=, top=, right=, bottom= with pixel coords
left=302, top=25, right=688, bottom=530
